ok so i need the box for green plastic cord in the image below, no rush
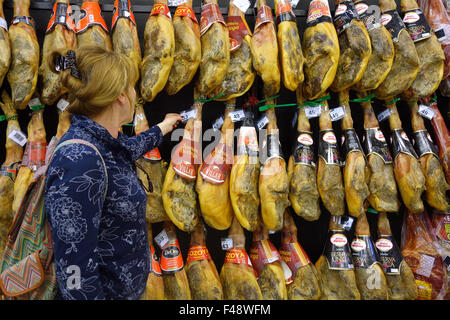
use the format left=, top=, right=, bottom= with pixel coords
left=298, top=95, right=331, bottom=109
left=194, top=93, right=225, bottom=103
left=255, top=94, right=280, bottom=106
left=258, top=103, right=297, bottom=112
left=385, top=97, right=400, bottom=106
left=29, top=104, right=45, bottom=112
left=350, top=93, right=375, bottom=103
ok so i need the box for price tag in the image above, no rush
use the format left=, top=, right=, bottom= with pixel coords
left=154, top=229, right=169, bottom=249
left=0, top=17, right=7, bottom=31
left=290, top=0, right=300, bottom=8
left=212, top=115, right=224, bottom=131
left=168, top=0, right=187, bottom=6
left=232, top=0, right=250, bottom=13
left=8, top=129, right=27, bottom=147
left=338, top=216, right=354, bottom=231
left=418, top=104, right=435, bottom=120
left=229, top=109, right=246, bottom=122
left=257, top=114, right=269, bottom=130
left=268, top=230, right=276, bottom=234
left=305, top=106, right=322, bottom=119
left=180, top=108, right=198, bottom=123
left=377, top=108, right=391, bottom=122
left=221, top=237, right=234, bottom=250
left=57, top=99, right=70, bottom=113
left=330, top=106, right=346, bottom=122
left=28, top=98, right=42, bottom=108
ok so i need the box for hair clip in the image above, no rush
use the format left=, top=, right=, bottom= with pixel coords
left=55, top=50, right=82, bottom=80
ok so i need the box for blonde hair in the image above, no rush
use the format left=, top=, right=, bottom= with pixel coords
left=49, top=46, right=138, bottom=117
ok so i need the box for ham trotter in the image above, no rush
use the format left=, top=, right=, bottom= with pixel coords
left=142, top=224, right=166, bottom=300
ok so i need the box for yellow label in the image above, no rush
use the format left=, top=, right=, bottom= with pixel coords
left=415, top=280, right=432, bottom=300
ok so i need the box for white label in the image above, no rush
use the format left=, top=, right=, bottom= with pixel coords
left=338, top=216, right=354, bottom=231
left=330, top=106, right=346, bottom=122
left=89, top=14, right=94, bottom=23
left=351, top=239, right=366, bottom=252
left=8, top=130, right=27, bottom=147
left=416, top=254, right=435, bottom=278
left=381, top=13, right=392, bottom=25
left=298, top=133, right=313, bottom=146
left=168, top=0, right=187, bottom=6
left=305, top=106, right=322, bottom=119
left=28, top=98, right=42, bottom=108
left=257, top=115, right=269, bottom=130
left=330, top=233, right=348, bottom=247
left=0, top=17, right=7, bottom=31
left=418, top=104, right=435, bottom=120
left=376, top=238, right=394, bottom=252
left=154, top=229, right=169, bottom=249
left=212, top=116, right=224, bottom=131
left=221, top=237, right=234, bottom=250
left=57, top=99, right=70, bottom=112
left=323, top=131, right=337, bottom=144
left=290, top=0, right=300, bottom=8
left=268, top=230, right=276, bottom=234
left=403, top=12, right=420, bottom=24
left=232, top=0, right=250, bottom=13
left=280, top=260, right=293, bottom=283
left=375, top=129, right=386, bottom=142
left=377, top=108, right=391, bottom=122
left=180, top=109, right=197, bottom=123
left=229, top=109, right=246, bottom=122
left=335, top=3, right=347, bottom=15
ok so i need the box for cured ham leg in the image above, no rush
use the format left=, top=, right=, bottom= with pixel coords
left=185, top=220, right=223, bottom=299
left=0, top=0, right=10, bottom=87
left=409, top=101, right=448, bottom=212
left=220, top=217, right=263, bottom=300
left=165, top=0, right=201, bottom=95
left=143, top=224, right=165, bottom=300
left=288, top=88, right=320, bottom=221
left=140, top=0, right=174, bottom=102
left=76, top=0, right=112, bottom=50
left=7, top=0, right=39, bottom=110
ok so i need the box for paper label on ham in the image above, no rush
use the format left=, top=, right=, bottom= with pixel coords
left=318, top=130, right=341, bottom=165
left=292, top=131, right=315, bottom=166
left=187, top=245, right=212, bottom=263
left=143, top=148, right=162, bottom=161
left=0, top=17, right=7, bottom=31
left=354, top=0, right=381, bottom=31
left=112, top=0, right=137, bottom=30
left=260, top=134, right=283, bottom=165
left=390, top=129, right=418, bottom=160
left=276, top=0, right=297, bottom=24
left=375, top=235, right=403, bottom=275
left=412, top=130, right=439, bottom=158
left=11, top=16, right=35, bottom=29
left=200, top=143, right=233, bottom=184
left=75, top=2, right=109, bottom=34
left=363, top=128, right=393, bottom=164
left=250, top=239, right=282, bottom=278
left=150, top=245, right=163, bottom=276
left=333, top=0, right=360, bottom=35
left=254, top=5, right=275, bottom=30
left=174, top=5, right=198, bottom=24
left=351, top=235, right=379, bottom=269
left=150, top=2, right=172, bottom=19
left=324, top=230, right=354, bottom=270
left=340, top=129, right=365, bottom=165
left=160, top=239, right=184, bottom=274
left=8, top=130, right=27, bottom=147
left=306, top=0, right=332, bottom=28
left=22, top=142, right=47, bottom=170
left=171, top=138, right=202, bottom=180
left=433, top=215, right=450, bottom=244
left=227, top=16, right=251, bottom=53
left=402, top=9, right=432, bottom=42
left=224, top=248, right=255, bottom=274
left=46, top=2, right=76, bottom=33
left=236, top=126, right=259, bottom=157
left=381, top=9, right=406, bottom=42
left=279, top=242, right=312, bottom=280
left=416, top=279, right=433, bottom=300
left=200, top=2, right=226, bottom=36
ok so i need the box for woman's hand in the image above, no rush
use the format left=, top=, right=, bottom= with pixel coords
left=157, top=113, right=183, bottom=136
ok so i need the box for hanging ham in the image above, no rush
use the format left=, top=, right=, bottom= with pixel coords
left=0, top=0, right=10, bottom=88
left=7, top=0, right=39, bottom=110
left=142, top=224, right=166, bottom=300
left=75, top=0, right=112, bottom=50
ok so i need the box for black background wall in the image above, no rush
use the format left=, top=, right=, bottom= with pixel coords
left=0, top=0, right=448, bottom=271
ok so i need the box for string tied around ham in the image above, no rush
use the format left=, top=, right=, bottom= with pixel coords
left=348, top=93, right=375, bottom=104
left=297, top=94, right=331, bottom=109
left=384, top=97, right=400, bottom=107
left=193, top=93, right=225, bottom=103
left=0, top=115, right=18, bottom=122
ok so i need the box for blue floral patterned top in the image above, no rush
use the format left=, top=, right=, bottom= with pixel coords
left=44, top=114, right=163, bottom=300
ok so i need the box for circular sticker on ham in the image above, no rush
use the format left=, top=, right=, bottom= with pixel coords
left=330, top=233, right=348, bottom=247
left=403, top=12, right=420, bottom=23
left=376, top=129, right=386, bottom=142
left=323, top=132, right=337, bottom=144
left=163, top=246, right=180, bottom=259
left=335, top=4, right=347, bottom=15
left=401, top=131, right=410, bottom=141
left=355, top=3, right=368, bottom=15
left=381, top=14, right=392, bottom=25
left=375, top=238, right=393, bottom=252
left=351, top=239, right=366, bottom=252
left=298, top=133, right=313, bottom=146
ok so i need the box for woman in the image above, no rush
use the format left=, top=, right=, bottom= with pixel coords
left=44, top=46, right=182, bottom=300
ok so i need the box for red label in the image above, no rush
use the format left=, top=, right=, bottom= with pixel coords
left=199, top=143, right=233, bottom=184
left=150, top=3, right=172, bottom=19
left=249, top=239, right=282, bottom=278
left=75, top=2, right=109, bottom=34
left=254, top=5, right=274, bottom=30
left=171, top=138, right=202, bottom=180
left=306, top=0, right=332, bottom=26
left=143, top=148, right=162, bottom=161
left=112, top=0, right=137, bottom=30
left=226, top=15, right=251, bottom=53
left=200, top=2, right=226, bottom=36
left=187, top=245, right=212, bottom=263
left=275, top=0, right=296, bottom=22
left=224, top=248, right=254, bottom=269
left=279, top=242, right=312, bottom=281
left=174, top=5, right=198, bottom=24
left=46, top=2, right=76, bottom=33
left=150, top=245, right=162, bottom=276
left=22, top=142, right=47, bottom=169
left=160, top=239, right=184, bottom=273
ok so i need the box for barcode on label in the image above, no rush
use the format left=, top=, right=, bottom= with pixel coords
left=377, top=108, right=391, bottom=122
left=233, top=0, right=250, bottom=13
left=229, top=109, right=246, bottom=122
left=305, top=106, right=322, bottom=119
left=257, top=115, right=269, bottom=130
left=221, top=237, right=233, bottom=250
left=290, top=0, right=300, bottom=8
left=154, top=229, right=169, bottom=249
left=28, top=98, right=42, bottom=107
left=330, top=106, right=346, bottom=122
left=418, top=104, right=435, bottom=120
left=0, top=17, right=7, bottom=31
left=180, top=109, right=197, bottom=123
left=212, top=116, right=224, bottom=131
left=168, top=0, right=186, bottom=6
left=57, top=99, right=70, bottom=112
left=8, top=130, right=27, bottom=147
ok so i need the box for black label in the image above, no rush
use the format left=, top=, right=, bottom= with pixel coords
left=381, top=9, right=406, bottom=42
left=341, top=129, right=365, bottom=164
left=324, top=230, right=354, bottom=270
left=277, top=11, right=297, bottom=24
left=318, top=129, right=341, bottom=165
left=162, top=246, right=180, bottom=259
left=412, top=130, right=439, bottom=158
left=375, top=235, right=403, bottom=275
left=402, top=9, right=432, bottom=42
left=292, top=131, right=316, bottom=166
left=354, top=0, right=381, bottom=31
left=306, top=0, right=333, bottom=28
left=390, top=129, right=418, bottom=160
left=351, top=235, right=379, bottom=269
left=11, top=16, right=35, bottom=29
left=435, top=28, right=446, bottom=41
left=54, top=3, right=68, bottom=26
left=363, top=127, right=393, bottom=164
left=333, top=0, right=360, bottom=34
left=260, top=133, right=283, bottom=165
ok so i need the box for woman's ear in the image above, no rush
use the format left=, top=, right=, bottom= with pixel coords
left=117, top=91, right=128, bottom=107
